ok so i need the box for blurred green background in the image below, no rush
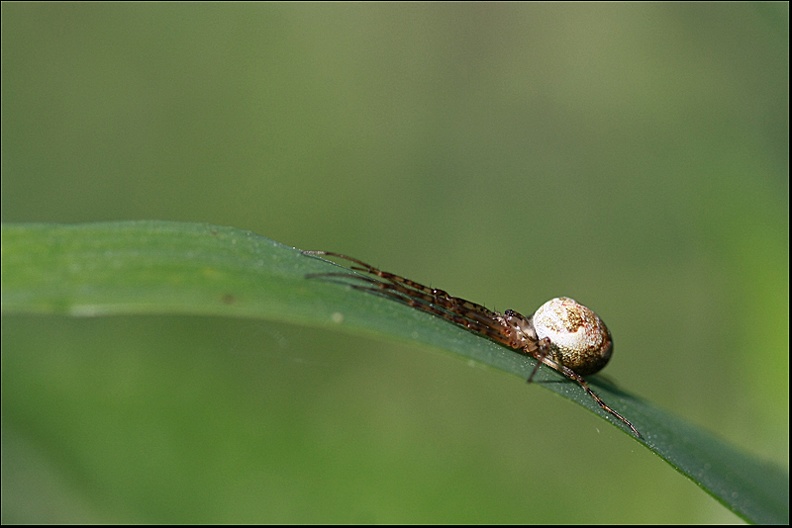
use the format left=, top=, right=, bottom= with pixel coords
left=1, top=3, right=788, bottom=523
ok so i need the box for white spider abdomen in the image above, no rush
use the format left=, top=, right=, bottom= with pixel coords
left=531, top=297, right=613, bottom=376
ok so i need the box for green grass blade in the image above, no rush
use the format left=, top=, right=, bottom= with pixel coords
left=1, top=221, right=788, bottom=524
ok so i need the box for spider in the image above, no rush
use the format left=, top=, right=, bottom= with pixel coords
left=302, top=250, right=641, bottom=438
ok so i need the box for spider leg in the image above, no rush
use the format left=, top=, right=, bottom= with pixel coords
left=303, top=251, right=641, bottom=438
left=526, top=337, right=552, bottom=383
left=305, top=251, right=502, bottom=326
left=303, top=251, right=512, bottom=345
left=308, top=271, right=511, bottom=345
left=312, top=251, right=494, bottom=323
left=528, top=346, right=641, bottom=438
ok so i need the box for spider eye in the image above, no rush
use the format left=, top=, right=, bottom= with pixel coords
left=531, top=297, right=613, bottom=376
